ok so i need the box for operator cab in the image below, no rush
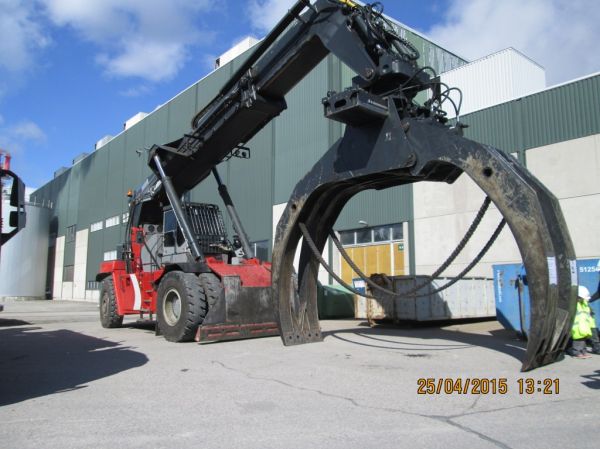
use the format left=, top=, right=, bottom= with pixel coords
left=161, top=202, right=232, bottom=265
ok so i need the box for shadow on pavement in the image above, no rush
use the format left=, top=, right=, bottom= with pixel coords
left=0, top=326, right=148, bottom=406
left=581, top=370, right=600, bottom=389
left=323, top=320, right=525, bottom=362
left=0, top=318, right=32, bottom=327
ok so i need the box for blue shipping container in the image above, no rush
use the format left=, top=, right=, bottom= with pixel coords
left=493, top=259, right=600, bottom=335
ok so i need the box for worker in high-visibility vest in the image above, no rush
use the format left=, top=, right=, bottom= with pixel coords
left=587, top=276, right=600, bottom=354
left=569, top=285, right=596, bottom=359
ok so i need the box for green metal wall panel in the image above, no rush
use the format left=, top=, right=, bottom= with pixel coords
left=77, top=151, right=108, bottom=228
left=143, top=107, right=169, bottom=148
left=227, top=122, right=274, bottom=243
left=167, top=83, right=198, bottom=140
left=124, top=120, right=152, bottom=190
left=335, top=185, right=413, bottom=230
left=460, top=106, right=521, bottom=153
left=50, top=171, right=71, bottom=237
left=63, top=161, right=79, bottom=268
left=86, top=228, right=104, bottom=283
left=66, top=163, right=81, bottom=228
left=103, top=224, right=124, bottom=259
left=189, top=171, right=225, bottom=205
left=105, top=135, right=127, bottom=218
left=461, top=74, right=600, bottom=153
left=196, top=66, right=230, bottom=114
left=273, top=59, right=330, bottom=203
left=520, top=76, right=600, bottom=149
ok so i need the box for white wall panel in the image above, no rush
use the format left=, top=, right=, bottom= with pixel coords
left=527, top=134, right=600, bottom=258
left=53, top=236, right=65, bottom=299
left=62, top=282, right=73, bottom=300
left=526, top=134, right=600, bottom=198
left=73, top=229, right=88, bottom=301
left=440, top=48, right=546, bottom=118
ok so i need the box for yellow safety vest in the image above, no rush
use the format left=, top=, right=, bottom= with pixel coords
left=572, top=300, right=594, bottom=340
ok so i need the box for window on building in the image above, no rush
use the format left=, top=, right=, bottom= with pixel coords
left=90, top=221, right=103, bottom=232
left=66, top=225, right=76, bottom=243
left=391, top=223, right=403, bottom=241
left=63, top=265, right=74, bottom=282
left=339, top=231, right=355, bottom=245
left=103, top=250, right=117, bottom=261
left=356, top=228, right=371, bottom=244
left=338, top=222, right=404, bottom=246
left=105, top=215, right=120, bottom=228
left=251, top=240, right=270, bottom=261
left=122, top=212, right=129, bottom=224
left=87, top=281, right=101, bottom=290
left=373, top=225, right=390, bottom=242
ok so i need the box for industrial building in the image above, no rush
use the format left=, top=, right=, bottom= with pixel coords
left=4, top=12, right=599, bottom=303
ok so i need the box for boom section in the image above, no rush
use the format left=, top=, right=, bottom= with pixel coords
left=148, top=0, right=429, bottom=197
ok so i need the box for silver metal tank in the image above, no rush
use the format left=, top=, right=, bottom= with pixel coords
left=0, top=200, right=50, bottom=299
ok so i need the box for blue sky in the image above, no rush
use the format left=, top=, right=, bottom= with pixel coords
left=0, top=0, right=598, bottom=190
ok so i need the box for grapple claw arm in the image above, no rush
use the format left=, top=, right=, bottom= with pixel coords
left=272, top=113, right=577, bottom=371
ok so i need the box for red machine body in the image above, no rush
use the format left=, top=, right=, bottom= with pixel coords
left=97, top=223, right=277, bottom=342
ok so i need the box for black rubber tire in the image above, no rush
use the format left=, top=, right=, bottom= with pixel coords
left=200, top=272, right=222, bottom=310
left=99, top=276, right=124, bottom=328
left=156, top=271, right=220, bottom=342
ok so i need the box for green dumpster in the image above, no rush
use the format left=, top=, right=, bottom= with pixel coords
left=317, top=283, right=355, bottom=319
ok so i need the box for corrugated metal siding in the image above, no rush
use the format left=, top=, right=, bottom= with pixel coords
left=102, top=224, right=124, bottom=261
left=105, top=135, right=126, bottom=217
left=196, top=64, right=230, bottom=114
left=461, top=74, right=600, bottom=153
left=227, top=34, right=274, bottom=237
left=123, top=122, right=150, bottom=194
left=520, top=76, right=600, bottom=149
left=51, top=170, right=70, bottom=237
left=460, top=106, right=521, bottom=153
left=167, top=84, right=198, bottom=139
left=440, top=49, right=545, bottom=118
left=273, top=59, right=330, bottom=203
left=335, top=185, right=413, bottom=230
left=228, top=122, right=274, bottom=243
left=143, top=107, right=168, bottom=149
left=77, top=150, right=108, bottom=228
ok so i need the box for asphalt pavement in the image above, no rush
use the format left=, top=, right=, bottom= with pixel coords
left=1, top=299, right=599, bottom=449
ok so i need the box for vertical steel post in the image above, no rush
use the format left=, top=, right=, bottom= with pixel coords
left=152, top=155, right=204, bottom=262
left=212, top=168, right=255, bottom=259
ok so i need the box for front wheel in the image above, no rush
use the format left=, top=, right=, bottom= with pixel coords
left=156, top=271, right=211, bottom=342
left=99, top=276, right=123, bottom=328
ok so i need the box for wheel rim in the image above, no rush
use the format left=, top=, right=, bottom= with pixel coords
left=163, top=288, right=182, bottom=326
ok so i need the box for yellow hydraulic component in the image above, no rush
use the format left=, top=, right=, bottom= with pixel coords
left=338, top=0, right=358, bottom=8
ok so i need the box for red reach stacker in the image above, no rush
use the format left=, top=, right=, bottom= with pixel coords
left=97, top=0, right=576, bottom=371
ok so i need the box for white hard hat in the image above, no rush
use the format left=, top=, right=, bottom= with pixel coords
left=578, top=285, right=591, bottom=300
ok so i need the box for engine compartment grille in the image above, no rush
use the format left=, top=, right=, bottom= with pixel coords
left=185, top=203, right=227, bottom=253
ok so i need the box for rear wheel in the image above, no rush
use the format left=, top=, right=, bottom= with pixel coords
left=99, top=276, right=123, bottom=328
left=157, top=271, right=219, bottom=342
